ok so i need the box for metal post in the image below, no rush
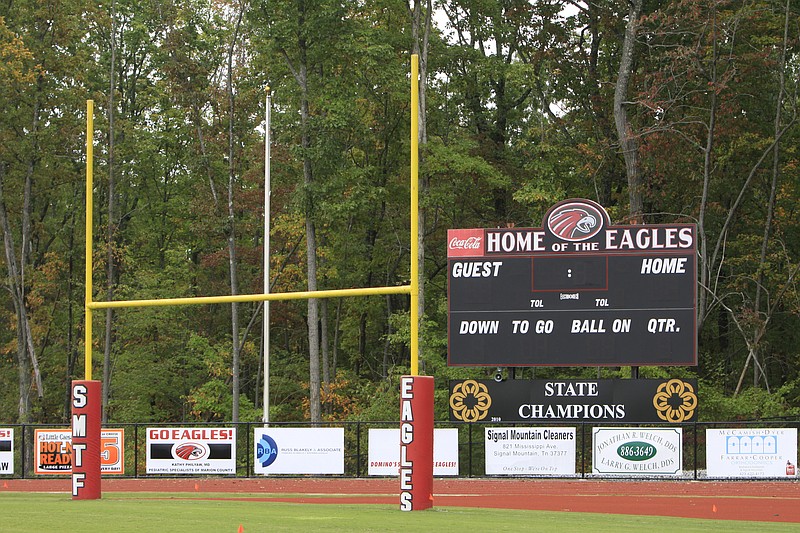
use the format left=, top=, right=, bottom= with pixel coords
left=410, top=54, right=420, bottom=376
left=263, top=87, right=271, bottom=424
left=468, top=424, right=473, bottom=477
left=693, top=421, right=698, bottom=480
left=134, top=424, right=139, bottom=478
left=85, top=100, right=94, bottom=380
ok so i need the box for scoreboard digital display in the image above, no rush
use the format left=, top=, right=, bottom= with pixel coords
left=447, top=199, right=697, bottom=367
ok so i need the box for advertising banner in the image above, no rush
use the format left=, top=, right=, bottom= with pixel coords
left=0, top=428, right=12, bottom=475
left=484, top=427, right=576, bottom=476
left=592, top=427, right=682, bottom=476
left=367, top=428, right=458, bottom=476
left=35, top=429, right=72, bottom=474
left=254, top=427, right=344, bottom=475
left=449, top=379, right=697, bottom=423
left=98, top=429, right=124, bottom=475
left=146, top=427, right=235, bottom=474
left=34, top=429, right=124, bottom=475
left=706, top=428, right=797, bottom=478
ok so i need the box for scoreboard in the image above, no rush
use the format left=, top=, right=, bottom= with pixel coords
left=447, top=199, right=697, bottom=367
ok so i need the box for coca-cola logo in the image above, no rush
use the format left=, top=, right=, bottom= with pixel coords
left=448, top=229, right=484, bottom=257
left=449, top=236, right=482, bottom=250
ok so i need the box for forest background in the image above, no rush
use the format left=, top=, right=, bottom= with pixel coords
left=1, top=0, right=799, bottom=426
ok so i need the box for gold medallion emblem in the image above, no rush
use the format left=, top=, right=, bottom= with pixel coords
left=653, top=379, right=697, bottom=423
left=450, top=380, right=492, bottom=422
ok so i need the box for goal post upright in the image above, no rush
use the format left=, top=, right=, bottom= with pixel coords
left=73, top=99, right=101, bottom=500
left=85, top=99, right=94, bottom=382
left=398, top=54, right=434, bottom=512
left=410, top=53, right=420, bottom=378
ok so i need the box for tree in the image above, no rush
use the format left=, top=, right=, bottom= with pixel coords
left=613, top=0, right=643, bottom=223
left=410, top=0, right=432, bottom=374
left=637, top=0, right=800, bottom=390
left=0, top=15, right=41, bottom=423
left=0, top=0, right=91, bottom=423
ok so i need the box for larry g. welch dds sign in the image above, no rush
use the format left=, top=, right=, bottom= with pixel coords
left=449, top=378, right=697, bottom=423
left=593, top=427, right=683, bottom=476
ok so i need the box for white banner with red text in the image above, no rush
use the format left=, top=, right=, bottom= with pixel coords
left=367, top=428, right=458, bottom=476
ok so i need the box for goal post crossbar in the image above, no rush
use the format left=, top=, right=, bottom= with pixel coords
left=87, top=284, right=412, bottom=310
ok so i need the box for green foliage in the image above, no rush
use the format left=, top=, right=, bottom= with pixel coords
left=700, top=381, right=800, bottom=422
left=0, top=0, right=798, bottom=425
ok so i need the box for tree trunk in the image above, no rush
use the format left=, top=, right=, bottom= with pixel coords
left=65, top=195, right=79, bottom=421
left=280, top=0, right=322, bottom=423
left=227, top=3, right=245, bottom=422
left=103, top=0, right=117, bottom=423
left=0, top=80, right=45, bottom=423
left=697, top=2, right=720, bottom=333
left=303, top=105, right=321, bottom=422
left=0, top=167, right=31, bottom=423
left=321, top=299, right=330, bottom=411
left=0, top=163, right=42, bottom=423
left=410, top=0, right=431, bottom=372
left=613, top=0, right=643, bottom=224
left=747, top=0, right=790, bottom=389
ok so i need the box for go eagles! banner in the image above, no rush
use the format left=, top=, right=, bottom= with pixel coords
left=146, top=427, right=236, bottom=474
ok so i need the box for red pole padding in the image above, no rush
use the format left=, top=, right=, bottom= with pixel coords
left=71, top=380, right=102, bottom=500
left=399, top=375, right=434, bottom=511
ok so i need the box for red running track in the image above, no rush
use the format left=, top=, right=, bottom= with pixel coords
left=3, top=477, right=799, bottom=523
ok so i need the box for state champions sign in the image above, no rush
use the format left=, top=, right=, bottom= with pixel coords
left=449, top=379, right=698, bottom=424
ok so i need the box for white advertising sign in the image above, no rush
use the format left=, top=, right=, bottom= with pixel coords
left=0, top=428, right=12, bottom=475
left=254, top=428, right=344, bottom=475
left=146, top=427, right=236, bottom=474
left=706, top=428, right=797, bottom=478
left=593, top=427, right=682, bottom=476
left=484, top=427, right=576, bottom=475
left=367, top=428, right=459, bottom=476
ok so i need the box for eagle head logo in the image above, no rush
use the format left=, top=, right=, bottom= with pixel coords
left=174, top=443, right=207, bottom=461
left=546, top=200, right=605, bottom=242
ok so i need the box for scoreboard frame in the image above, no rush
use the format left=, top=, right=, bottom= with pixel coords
left=447, top=199, right=697, bottom=367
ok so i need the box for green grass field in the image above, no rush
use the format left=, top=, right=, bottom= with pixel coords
left=0, top=493, right=797, bottom=532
